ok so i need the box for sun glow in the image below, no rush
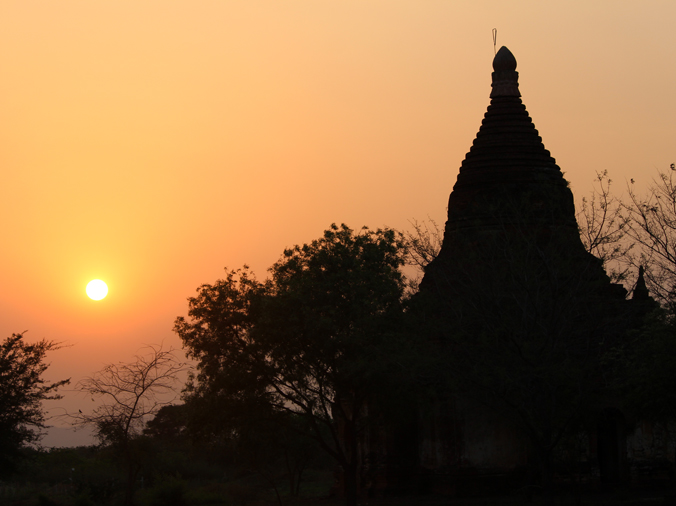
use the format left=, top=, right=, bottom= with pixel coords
left=86, top=280, right=108, bottom=301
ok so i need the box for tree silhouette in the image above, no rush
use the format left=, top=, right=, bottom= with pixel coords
left=0, top=333, right=69, bottom=477
left=73, top=346, right=185, bottom=506
left=176, top=224, right=410, bottom=506
left=576, top=170, right=632, bottom=284
left=624, top=165, right=676, bottom=307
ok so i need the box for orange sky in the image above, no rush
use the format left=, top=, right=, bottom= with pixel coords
left=0, top=1, right=674, bottom=444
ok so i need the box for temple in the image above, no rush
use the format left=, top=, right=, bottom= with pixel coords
left=423, top=46, right=620, bottom=299
left=361, top=47, right=669, bottom=499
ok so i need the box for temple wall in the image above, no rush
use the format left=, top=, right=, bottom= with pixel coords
left=628, top=421, right=676, bottom=461
left=418, top=398, right=527, bottom=472
left=626, top=420, right=676, bottom=481
left=459, top=400, right=528, bottom=470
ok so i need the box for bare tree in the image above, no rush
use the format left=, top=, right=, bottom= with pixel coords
left=623, top=164, right=676, bottom=306
left=403, top=217, right=444, bottom=291
left=576, top=170, right=632, bottom=284
left=73, top=346, right=185, bottom=505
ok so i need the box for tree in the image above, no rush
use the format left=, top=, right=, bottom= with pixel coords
left=576, top=170, right=632, bottom=284
left=232, top=412, right=326, bottom=506
left=0, top=333, right=69, bottom=477
left=143, top=404, right=188, bottom=441
left=607, top=308, right=676, bottom=421
left=402, top=217, right=444, bottom=293
left=176, top=224, right=411, bottom=506
left=73, top=346, right=185, bottom=505
left=624, top=164, right=676, bottom=307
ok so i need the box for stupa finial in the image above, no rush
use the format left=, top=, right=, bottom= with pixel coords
left=632, top=265, right=652, bottom=301
left=491, top=46, right=520, bottom=98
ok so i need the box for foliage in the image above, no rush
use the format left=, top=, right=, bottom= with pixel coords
left=143, top=404, right=188, bottom=441
left=176, top=223, right=410, bottom=506
left=607, top=307, right=676, bottom=422
left=142, top=404, right=229, bottom=484
left=16, top=446, right=117, bottom=505
left=0, top=333, right=69, bottom=477
left=232, top=412, right=328, bottom=504
left=144, top=476, right=187, bottom=506
left=3, top=431, right=332, bottom=506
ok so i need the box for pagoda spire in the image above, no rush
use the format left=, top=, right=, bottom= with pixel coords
left=491, top=46, right=520, bottom=98
left=444, top=46, right=573, bottom=238
left=632, top=266, right=651, bottom=301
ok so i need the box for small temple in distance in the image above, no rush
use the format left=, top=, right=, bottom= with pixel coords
left=362, top=47, right=670, bottom=498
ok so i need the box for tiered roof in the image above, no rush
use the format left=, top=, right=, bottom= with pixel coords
left=444, top=46, right=578, bottom=237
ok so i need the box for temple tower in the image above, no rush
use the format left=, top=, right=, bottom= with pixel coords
left=421, top=46, right=622, bottom=300
left=409, top=47, right=629, bottom=494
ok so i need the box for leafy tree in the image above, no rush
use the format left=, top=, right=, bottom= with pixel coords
left=607, top=308, right=676, bottom=421
left=231, top=412, right=326, bottom=506
left=0, top=333, right=69, bottom=477
left=73, top=346, right=185, bottom=505
left=176, top=224, right=410, bottom=506
left=143, top=404, right=188, bottom=441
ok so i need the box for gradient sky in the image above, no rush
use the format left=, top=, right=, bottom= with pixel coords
left=0, top=1, right=674, bottom=443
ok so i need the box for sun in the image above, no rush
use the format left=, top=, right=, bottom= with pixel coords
left=86, top=279, right=108, bottom=301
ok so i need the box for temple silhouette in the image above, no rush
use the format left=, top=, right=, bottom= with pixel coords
left=360, top=47, right=670, bottom=498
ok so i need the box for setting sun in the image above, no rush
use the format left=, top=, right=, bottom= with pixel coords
left=86, top=280, right=108, bottom=301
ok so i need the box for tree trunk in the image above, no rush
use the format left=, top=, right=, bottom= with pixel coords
left=343, top=462, right=359, bottom=506
left=340, top=414, right=360, bottom=506
left=537, top=449, right=554, bottom=506
left=122, top=446, right=142, bottom=506
left=289, top=472, right=296, bottom=499
left=124, top=464, right=137, bottom=506
left=295, top=465, right=305, bottom=496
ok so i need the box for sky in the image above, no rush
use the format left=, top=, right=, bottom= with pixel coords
left=0, top=1, right=674, bottom=446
